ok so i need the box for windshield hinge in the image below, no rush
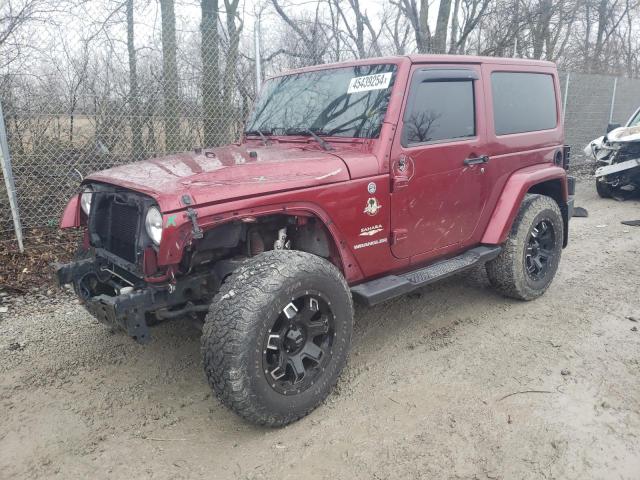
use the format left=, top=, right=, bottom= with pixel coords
left=186, top=208, right=203, bottom=239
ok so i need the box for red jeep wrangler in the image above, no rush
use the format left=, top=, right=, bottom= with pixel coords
left=56, top=55, right=574, bottom=426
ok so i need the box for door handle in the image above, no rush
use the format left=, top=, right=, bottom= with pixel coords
left=464, top=155, right=489, bottom=166
left=392, top=176, right=410, bottom=192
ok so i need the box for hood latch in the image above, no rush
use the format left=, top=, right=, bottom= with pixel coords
left=186, top=208, right=204, bottom=239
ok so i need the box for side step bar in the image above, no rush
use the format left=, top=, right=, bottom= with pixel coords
left=350, top=245, right=502, bottom=306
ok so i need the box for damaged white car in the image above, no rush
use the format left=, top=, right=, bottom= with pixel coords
left=584, top=107, right=640, bottom=198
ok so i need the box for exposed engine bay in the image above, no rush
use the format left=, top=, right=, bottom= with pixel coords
left=585, top=125, right=640, bottom=199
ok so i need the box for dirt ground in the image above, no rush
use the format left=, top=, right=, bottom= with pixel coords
left=1, top=179, right=639, bottom=480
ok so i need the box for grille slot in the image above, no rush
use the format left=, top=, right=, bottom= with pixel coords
left=91, top=193, right=141, bottom=264
left=108, top=202, right=139, bottom=262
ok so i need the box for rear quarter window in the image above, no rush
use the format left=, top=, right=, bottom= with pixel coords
left=491, top=72, right=557, bottom=135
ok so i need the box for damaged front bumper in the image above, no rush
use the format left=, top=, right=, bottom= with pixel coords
left=55, top=258, right=216, bottom=344
left=587, top=125, right=640, bottom=192
left=595, top=158, right=640, bottom=178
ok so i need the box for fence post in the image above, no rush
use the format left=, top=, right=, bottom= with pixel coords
left=0, top=100, right=24, bottom=253
left=562, top=72, right=570, bottom=123
left=609, top=77, right=617, bottom=124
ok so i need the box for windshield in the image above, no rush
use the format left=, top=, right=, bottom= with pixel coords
left=628, top=108, right=640, bottom=127
left=246, top=64, right=398, bottom=139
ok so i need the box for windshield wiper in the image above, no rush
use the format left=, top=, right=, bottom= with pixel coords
left=244, top=129, right=271, bottom=146
left=285, top=128, right=334, bottom=151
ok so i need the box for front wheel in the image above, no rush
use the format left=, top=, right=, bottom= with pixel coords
left=596, top=178, right=614, bottom=198
left=486, top=194, right=563, bottom=301
left=201, top=250, right=353, bottom=426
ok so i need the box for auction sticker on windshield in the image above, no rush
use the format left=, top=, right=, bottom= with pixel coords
left=347, top=72, right=393, bottom=94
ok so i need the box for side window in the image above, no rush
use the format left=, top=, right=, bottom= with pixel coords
left=402, top=80, right=476, bottom=145
left=491, top=72, right=557, bottom=135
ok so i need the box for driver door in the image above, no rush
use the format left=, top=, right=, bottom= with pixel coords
left=389, top=65, right=490, bottom=259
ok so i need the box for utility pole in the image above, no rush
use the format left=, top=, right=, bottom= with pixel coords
left=609, top=77, right=617, bottom=124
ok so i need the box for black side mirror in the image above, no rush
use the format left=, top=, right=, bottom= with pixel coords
left=606, top=122, right=621, bottom=133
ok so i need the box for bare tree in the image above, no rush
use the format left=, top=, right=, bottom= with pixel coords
left=56, top=39, right=90, bottom=145
left=383, top=4, right=412, bottom=54
left=126, top=0, right=143, bottom=159
left=224, top=0, right=242, bottom=126
left=0, top=0, right=66, bottom=68
left=619, top=0, right=640, bottom=77
left=433, top=0, right=453, bottom=53
left=392, top=0, right=431, bottom=52
left=328, top=0, right=382, bottom=58
left=160, top=0, right=180, bottom=152
left=453, top=0, right=491, bottom=54
left=201, top=0, right=222, bottom=147
left=271, top=0, right=330, bottom=65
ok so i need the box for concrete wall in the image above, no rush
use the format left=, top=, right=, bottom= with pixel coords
left=559, top=72, right=640, bottom=164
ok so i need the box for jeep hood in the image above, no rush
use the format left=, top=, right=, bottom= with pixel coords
left=86, top=144, right=354, bottom=212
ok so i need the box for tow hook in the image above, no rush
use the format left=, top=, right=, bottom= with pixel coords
left=186, top=208, right=204, bottom=239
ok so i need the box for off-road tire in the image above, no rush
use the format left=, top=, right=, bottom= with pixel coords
left=201, top=250, right=353, bottom=427
left=486, top=194, right=563, bottom=301
left=596, top=178, right=614, bottom=198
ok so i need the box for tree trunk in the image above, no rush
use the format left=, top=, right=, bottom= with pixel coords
left=127, top=0, right=144, bottom=160
left=592, top=0, right=608, bottom=73
left=160, top=0, right=180, bottom=152
left=201, top=0, right=222, bottom=147
left=349, top=0, right=366, bottom=58
left=222, top=0, right=241, bottom=144
left=433, top=0, right=452, bottom=53
left=417, top=0, right=430, bottom=52
left=583, top=2, right=592, bottom=72
left=448, top=0, right=461, bottom=53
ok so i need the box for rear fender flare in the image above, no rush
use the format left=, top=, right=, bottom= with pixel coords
left=481, top=165, right=568, bottom=245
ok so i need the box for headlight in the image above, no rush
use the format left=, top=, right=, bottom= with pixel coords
left=145, top=207, right=163, bottom=245
left=80, top=187, right=92, bottom=215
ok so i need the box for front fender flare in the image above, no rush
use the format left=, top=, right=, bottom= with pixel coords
left=157, top=201, right=365, bottom=283
left=481, top=165, right=568, bottom=245
left=60, top=194, right=82, bottom=228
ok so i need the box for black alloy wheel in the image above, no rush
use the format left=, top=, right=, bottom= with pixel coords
left=524, top=220, right=556, bottom=281
left=262, top=293, right=335, bottom=395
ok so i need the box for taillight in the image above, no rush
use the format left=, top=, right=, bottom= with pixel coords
left=562, top=145, right=571, bottom=170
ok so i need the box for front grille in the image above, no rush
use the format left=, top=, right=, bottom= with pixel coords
left=108, top=203, right=139, bottom=262
left=91, top=193, right=142, bottom=264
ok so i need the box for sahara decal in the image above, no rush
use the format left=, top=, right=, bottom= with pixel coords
left=364, top=197, right=382, bottom=216
left=367, top=182, right=377, bottom=194
left=359, top=224, right=383, bottom=236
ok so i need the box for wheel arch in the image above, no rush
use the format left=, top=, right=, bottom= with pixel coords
left=173, top=207, right=363, bottom=282
left=526, top=178, right=570, bottom=247
left=481, top=164, right=569, bottom=246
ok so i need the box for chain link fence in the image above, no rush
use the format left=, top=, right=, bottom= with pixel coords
left=1, top=66, right=640, bottom=251
left=0, top=64, right=255, bottom=249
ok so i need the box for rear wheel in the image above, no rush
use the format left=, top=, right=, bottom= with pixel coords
left=486, top=194, right=563, bottom=300
left=201, top=250, right=353, bottom=426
